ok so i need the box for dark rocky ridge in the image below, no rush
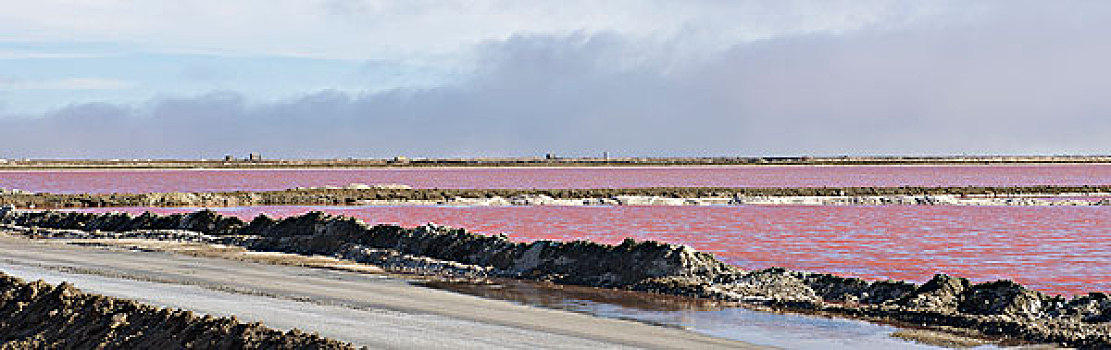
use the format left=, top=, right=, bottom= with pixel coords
left=0, top=208, right=732, bottom=288
left=1, top=207, right=1109, bottom=348
left=4, top=185, right=1111, bottom=209
left=0, top=272, right=355, bottom=349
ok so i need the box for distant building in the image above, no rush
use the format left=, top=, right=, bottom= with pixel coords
left=224, top=155, right=235, bottom=162
left=249, top=153, right=262, bottom=161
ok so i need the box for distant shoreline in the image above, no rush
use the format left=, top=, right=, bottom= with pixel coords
left=3, top=155, right=1111, bottom=169
left=3, top=162, right=1111, bottom=173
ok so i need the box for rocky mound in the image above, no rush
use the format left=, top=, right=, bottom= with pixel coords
left=2, top=207, right=1110, bottom=348
left=0, top=272, right=354, bottom=349
left=0, top=207, right=733, bottom=288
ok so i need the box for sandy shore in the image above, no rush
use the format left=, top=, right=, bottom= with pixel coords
left=0, top=235, right=757, bottom=349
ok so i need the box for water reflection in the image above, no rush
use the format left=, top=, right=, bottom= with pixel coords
left=419, top=279, right=993, bottom=349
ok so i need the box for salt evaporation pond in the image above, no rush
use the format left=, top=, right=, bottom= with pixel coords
left=6, top=164, right=1111, bottom=193
left=71, top=204, right=1111, bottom=296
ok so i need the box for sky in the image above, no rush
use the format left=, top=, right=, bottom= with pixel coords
left=1, top=0, right=1109, bottom=159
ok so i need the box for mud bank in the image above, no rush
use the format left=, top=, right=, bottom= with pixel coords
left=3, top=185, right=1111, bottom=209
left=445, top=193, right=1110, bottom=207
left=0, top=271, right=354, bottom=349
left=2, top=207, right=1109, bottom=348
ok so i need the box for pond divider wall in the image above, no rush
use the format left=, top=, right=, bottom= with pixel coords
left=5, top=185, right=1111, bottom=208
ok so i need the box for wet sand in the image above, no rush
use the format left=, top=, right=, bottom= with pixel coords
left=0, top=235, right=758, bottom=349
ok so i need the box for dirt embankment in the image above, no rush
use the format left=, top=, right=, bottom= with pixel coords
left=2, top=207, right=1110, bottom=348
left=0, top=271, right=354, bottom=349
left=4, top=185, right=1111, bottom=209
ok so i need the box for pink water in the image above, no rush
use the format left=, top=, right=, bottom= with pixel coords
left=5, top=164, right=1111, bottom=193
left=69, top=205, right=1111, bottom=296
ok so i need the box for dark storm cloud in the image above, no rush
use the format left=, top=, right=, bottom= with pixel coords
left=3, top=2, right=1111, bottom=158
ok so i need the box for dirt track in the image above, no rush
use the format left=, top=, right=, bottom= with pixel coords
left=0, top=235, right=757, bottom=349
